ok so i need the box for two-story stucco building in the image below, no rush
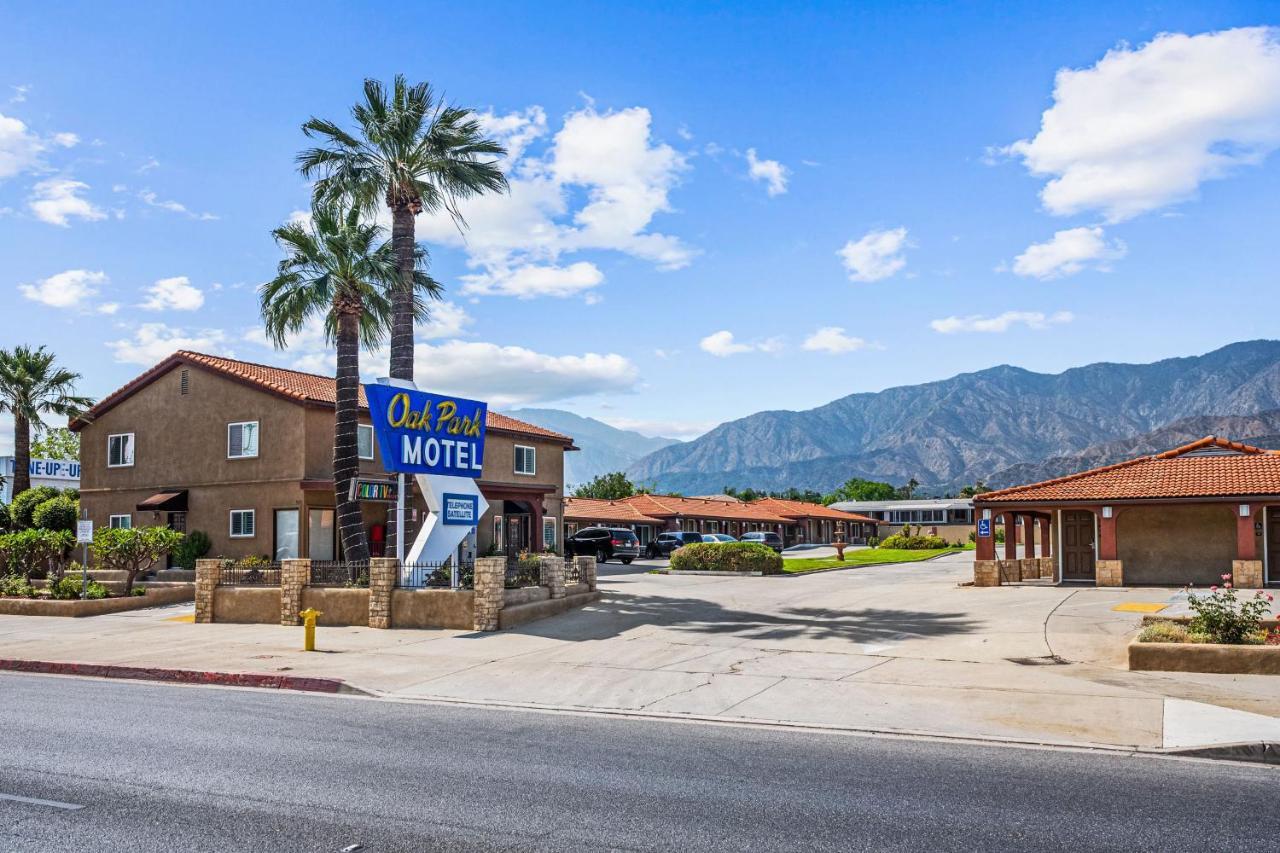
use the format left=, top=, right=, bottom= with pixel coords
left=70, top=351, right=576, bottom=562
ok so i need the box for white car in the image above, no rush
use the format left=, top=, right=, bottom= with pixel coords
left=701, top=533, right=737, bottom=543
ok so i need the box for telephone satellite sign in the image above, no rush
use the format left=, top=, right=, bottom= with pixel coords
left=363, top=384, right=487, bottom=479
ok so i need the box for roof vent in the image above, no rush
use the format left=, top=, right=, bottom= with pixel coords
left=1180, top=447, right=1244, bottom=458
left=180, top=369, right=190, bottom=396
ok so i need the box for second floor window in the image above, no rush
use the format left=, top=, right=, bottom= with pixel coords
left=107, top=433, right=135, bottom=467
left=357, top=424, right=374, bottom=460
left=227, top=421, right=259, bottom=459
left=514, top=444, right=536, bottom=475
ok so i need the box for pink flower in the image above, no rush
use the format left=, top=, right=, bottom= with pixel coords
left=1222, top=573, right=1232, bottom=581
left=1224, top=583, right=1233, bottom=589
left=1210, top=585, right=1218, bottom=592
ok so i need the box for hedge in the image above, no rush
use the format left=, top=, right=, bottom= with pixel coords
left=878, top=533, right=949, bottom=550
left=669, top=542, right=783, bottom=574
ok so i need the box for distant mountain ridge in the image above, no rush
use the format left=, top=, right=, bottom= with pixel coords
left=626, top=340, right=1280, bottom=495
left=506, top=408, right=680, bottom=489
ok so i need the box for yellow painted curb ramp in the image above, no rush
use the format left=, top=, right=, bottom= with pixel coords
left=1112, top=602, right=1168, bottom=613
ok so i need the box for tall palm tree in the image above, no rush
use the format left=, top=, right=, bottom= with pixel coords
left=0, top=346, right=93, bottom=497
left=298, top=75, right=508, bottom=382
left=260, top=204, right=441, bottom=563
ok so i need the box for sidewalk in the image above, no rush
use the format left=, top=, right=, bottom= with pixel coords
left=2, top=552, right=1278, bottom=754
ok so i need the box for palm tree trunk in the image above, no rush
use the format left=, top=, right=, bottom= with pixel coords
left=389, top=203, right=416, bottom=381
left=334, top=311, right=370, bottom=564
left=13, top=412, right=31, bottom=496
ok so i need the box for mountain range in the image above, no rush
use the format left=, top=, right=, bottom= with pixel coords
left=505, top=408, right=680, bottom=489
left=624, top=340, right=1280, bottom=495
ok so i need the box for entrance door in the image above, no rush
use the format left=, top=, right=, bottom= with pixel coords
left=274, top=509, right=300, bottom=560
left=506, top=514, right=529, bottom=553
left=1268, top=508, right=1280, bottom=586
left=1060, top=510, right=1096, bottom=581
left=166, top=512, right=187, bottom=568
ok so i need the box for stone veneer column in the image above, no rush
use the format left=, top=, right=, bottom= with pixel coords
left=539, top=556, right=566, bottom=599
left=368, top=557, right=398, bottom=629
left=1232, top=559, right=1264, bottom=589
left=577, top=555, right=597, bottom=592
left=1096, top=559, right=1124, bottom=587
left=194, top=559, right=221, bottom=623
left=279, top=559, right=310, bottom=626
left=473, top=556, right=506, bottom=632
left=972, top=560, right=1000, bottom=587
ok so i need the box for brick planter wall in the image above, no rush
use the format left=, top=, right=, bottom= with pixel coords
left=280, top=559, right=309, bottom=626
left=578, top=556, right=597, bottom=591
left=539, top=556, right=566, bottom=600
left=473, top=556, right=506, bottom=632
left=194, top=559, right=220, bottom=623
left=368, top=557, right=397, bottom=629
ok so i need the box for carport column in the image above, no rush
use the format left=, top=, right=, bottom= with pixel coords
left=473, top=556, right=506, bottom=632
left=194, top=558, right=220, bottom=623
left=1003, top=514, right=1017, bottom=560
left=279, top=558, right=310, bottom=626
left=1233, top=505, right=1264, bottom=588
left=577, top=555, right=597, bottom=591
left=539, top=555, right=566, bottom=599
left=1096, top=510, right=1122, bottom=586
left=1023, top=515, right=1036, bottom=559
left=1039, top=518, right=1052, bottom=558
left=368, top=557, right=398, bottom=628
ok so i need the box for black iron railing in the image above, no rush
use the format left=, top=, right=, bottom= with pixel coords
left=399, top=560, right=474, bottom=589
left=504, top=553, right=543, bottom=589
left=563, top=556, right=582, bottom=585
left=310, top=560, right=369, bottom=587
left=218, top=560, right=281, bottom=586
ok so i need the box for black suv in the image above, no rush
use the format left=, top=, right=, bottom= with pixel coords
left=740, top=531, right=784, bottom=553
left=645, top=530, right=705, bottom=559
left=565, top=527, right=640, bottom=564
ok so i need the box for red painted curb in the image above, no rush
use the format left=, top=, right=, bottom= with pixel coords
left=0, top=659, right=351, bottom=694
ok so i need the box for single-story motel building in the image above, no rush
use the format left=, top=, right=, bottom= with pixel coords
left=564, top=494, right=879, bottom=547
left=70, top=351, right=578, bottom=563
left=972, top=436, right=1280, bottom=588
left=827, top=498, right=975, bottom=543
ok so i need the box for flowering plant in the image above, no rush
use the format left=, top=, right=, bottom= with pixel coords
left=1184, top=575, right=1275, bottom=645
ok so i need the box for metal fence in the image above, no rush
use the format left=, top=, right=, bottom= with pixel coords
left=400, top=560, right=474, bottom=589
left=309, top=560, right=369, bottom=587
left=563, top=556, right=582, bottom=585
left=218, top=561, right=281, bottom=586
left=503, top=553, right=542, bottom=589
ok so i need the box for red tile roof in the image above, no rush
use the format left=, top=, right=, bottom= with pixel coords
left=71, top=350, right=576, bottom=446
left=976, top=436, right=1280, bottom=504
left=563, top=493, right=878, bottom=525
left=562, top=498, right=662, bottom=525
left=751, top=497, right=878, bottom=523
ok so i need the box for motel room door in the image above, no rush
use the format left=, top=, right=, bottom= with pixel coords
left=1060, top=510, right=1096, bottom=582
left=1268, top=508, right=1280, bottom=586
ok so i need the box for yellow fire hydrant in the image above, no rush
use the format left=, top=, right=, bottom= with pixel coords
left=300, top=608, right=321, bottom=651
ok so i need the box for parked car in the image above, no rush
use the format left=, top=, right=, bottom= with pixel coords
left=740, top=531, right=784, bottom=553
left=645, top=530, right=705, bottom=559
left=702, top=533, right=737, bottom=543
left=565, top=527, right=640, bottom=564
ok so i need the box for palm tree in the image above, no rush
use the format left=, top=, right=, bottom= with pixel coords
left=297, top=75, right=508, bottom=382
left=0, top=346, right=93, bottom=497
left=260, top=204, right=441, bottom=563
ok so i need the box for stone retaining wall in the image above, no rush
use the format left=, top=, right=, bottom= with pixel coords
left=0, top=584, right=193, bottom=617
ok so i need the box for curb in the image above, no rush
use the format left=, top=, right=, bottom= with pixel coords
left=1166, top=741, right=1280, bottom=764
left=0, top=658, right=362, bottom=695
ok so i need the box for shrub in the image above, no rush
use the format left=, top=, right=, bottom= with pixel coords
left=0, top=573, right=35, bottom=598
left=866, top=536, right=881, bottom=549
left=86, top=581, right=110, bottom=599
left=129, top=586, right=146, bottom=597
left=879, top=533, right=948, bottom=550
left=171, top=529, right=211, bottom=569
left=0, top=528, right=75, bottom=578
left=0, top=503, right=10, bottom=533
left=669, top=542, right=783, bottom=574
left=91, top=526, right=184, bottom=594
left=32, top=495, right=78, bottom=533
left=9, top=486, right=60, bottom=530
left=1136, top=620, right=1207, bottom=644
left=48, top=575, right=82, bottom=600
left=1185, top=577, right=1275, bottom=645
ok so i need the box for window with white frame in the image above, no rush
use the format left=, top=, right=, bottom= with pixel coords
left=229, top=509, right=256, bottom=538
left=542, top=516, right=557, bottom=551
left=514, top=445, right=536, bottom=476
left=107, top=433, right=135, bottom=468
left=227, top=421, right=259, bottom=459
left=109, top=514, right=132, bottom=529
left=357, top=424, right=375, bottom=460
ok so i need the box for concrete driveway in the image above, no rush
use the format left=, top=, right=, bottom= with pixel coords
left=3, top=552, right=1279, bottom=752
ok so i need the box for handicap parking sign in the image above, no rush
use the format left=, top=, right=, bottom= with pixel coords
left=977, top=518, right=991, bottom=538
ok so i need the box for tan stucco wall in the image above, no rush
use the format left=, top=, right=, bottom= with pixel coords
left=212, top=586, right=281, bottom=623
left=390, top=588, right=474, bottom=629
left=1116, top=504, right=1236, bottom=585
left=301, top=587, right=370, bottom=626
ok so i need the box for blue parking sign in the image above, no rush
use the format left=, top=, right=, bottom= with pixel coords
left=977, top=518, right=991, bottom=537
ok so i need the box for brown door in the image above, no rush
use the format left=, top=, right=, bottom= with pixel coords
left=1268, top=508, right=1280, bottom=586
left=1060, top=510, right=1096, bottom=581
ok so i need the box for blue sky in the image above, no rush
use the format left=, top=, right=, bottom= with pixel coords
left=3, top=1, right=1280, bottom=451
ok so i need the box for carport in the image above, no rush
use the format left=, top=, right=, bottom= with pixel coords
left=971, top=436, right=1280, bottom=588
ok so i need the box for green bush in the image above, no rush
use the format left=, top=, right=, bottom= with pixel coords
left=32, top=495, right=78, bottom=533
left=91, top=526, right=184, bottom=594
left=0, top=528, right=75, bottom=577
left=1186, top=578, right=1274, bottom=645
left=1137, top=621, right=1202, bottom=644
left=879, top=533, right=949, bottom=550
left=86, top=580, right=110, bottom=599
left=0, top=573, right=35, bottom=598
left=0, top=502, right=10, bottom=533
left=669, top=542, right=783, bottom=574
left=10, top=486, right=60, bottom=530
left=866, top=536, right=880, bottom=549
left=170, top=529, right=211, bottom=569
left=48, top=575, right=82, bottom=600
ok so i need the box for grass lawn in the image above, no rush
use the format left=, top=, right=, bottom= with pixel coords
left=781, top=546, right=970, bottom=574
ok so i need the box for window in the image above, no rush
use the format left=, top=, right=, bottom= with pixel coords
left=514, top=444, right=536, bottom=475
left=109, top=514, right=132, bottom=529
left=543, top=516, right=557, bottom=551
left=493, top=515, right=504, bottom=552
left=227, top=421, right=259, bottom=459
left=107, top=433, right=135, bottom=468
left=357, top=424, right=375, bottom=460
left=230, top=509, right=256, bottom=538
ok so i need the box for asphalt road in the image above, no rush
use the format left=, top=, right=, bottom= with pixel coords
left=2, top=674, right=1277, bottom=852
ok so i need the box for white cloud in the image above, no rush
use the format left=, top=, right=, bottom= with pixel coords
left=699, top=330, right=782, bottom=357
left=9, top=85, right=30, bottom=105
left=745, top=148, right=789, bottom=196
left=0, top=112, right=42, bottom=179
left=837, top=227, right=910, bottom=282
left=137, top=157, right=160, bottom=173
left=97, top=302, right=119, bottom=315
left=28, top=178, right=106, bottom=226
left=416, top=103, right=694, bottom=301
left=18, top=269, right=108, bottom=309
left=1010, top=226, right=1127, bottom=279
left=802, top=326, right=872, bottom=354
left=419, top=302, right=472, bottom=340
left=141, top=276, right=205, bottom=311
left=140, top=190, right=218, bottom=221
left=930, top=310, right=1074, bottom=334
left=52, top=132, right=79, bottom=148
left=460, top=261, right=604, bottom=299
left=107, top=324, right=232, bottom=365
left=597, top=416, right=714, bottom=441
left=396, top=340, right=638, bottom=406
left=1003, top=27, right=1280, bottom=222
